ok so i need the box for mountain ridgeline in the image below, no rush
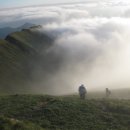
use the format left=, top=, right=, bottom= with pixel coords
left=0, top=25, right=61, bottom=94
left=0, top=23, right=35, bottom=39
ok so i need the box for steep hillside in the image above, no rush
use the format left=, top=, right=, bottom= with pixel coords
left=6, top=26, right=52, bottom=53
left=0, top=26, right=54, bottom=93
left=0, top=39, right=30, bottom=93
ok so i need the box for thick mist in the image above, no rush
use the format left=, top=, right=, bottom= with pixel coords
left=31, top=22, right=130, bottom=95
left=1, top=0, right=130, bottom=94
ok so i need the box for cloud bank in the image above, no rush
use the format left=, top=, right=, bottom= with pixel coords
left=1, top=0, right=130, bottom=94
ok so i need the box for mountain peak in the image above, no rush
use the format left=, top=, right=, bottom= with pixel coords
left=0, top=23, right=36, bottom=39
left=18, top=23, right=35, bottom=29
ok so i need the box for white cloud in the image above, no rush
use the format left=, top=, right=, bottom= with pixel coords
left=0, top=0, right=130, bottom=94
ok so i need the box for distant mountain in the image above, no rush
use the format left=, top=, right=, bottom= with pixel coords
left=0, top=23, right=35, bottom=39
left=0, top=25, right=57, bottom=93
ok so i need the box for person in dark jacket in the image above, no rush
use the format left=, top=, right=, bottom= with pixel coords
left=106, top=88, right=111, bottom=98
left=78, top=84, right=87, bottom=99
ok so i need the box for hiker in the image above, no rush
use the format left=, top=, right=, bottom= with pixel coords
left=106, top=88, right=111, bottom=98
left=78, top=84, right=87, bottom=99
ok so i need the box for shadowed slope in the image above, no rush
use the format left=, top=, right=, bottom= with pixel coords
left=0, top=26, right=54, bottom=93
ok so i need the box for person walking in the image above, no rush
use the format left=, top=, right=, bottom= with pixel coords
left=78, top=84, right=87, bottom=99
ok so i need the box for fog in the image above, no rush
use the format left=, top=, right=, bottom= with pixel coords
left=1, top=0, right=130, bottom=94
left=33, top=22, right=130, bottom=95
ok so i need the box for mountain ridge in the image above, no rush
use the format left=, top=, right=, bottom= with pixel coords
left=0, top=23, right=35, bottom=39
left=0, top=25, right=54, bottom=93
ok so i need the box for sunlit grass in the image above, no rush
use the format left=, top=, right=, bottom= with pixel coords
left=0, top=94, right=130, bottom=130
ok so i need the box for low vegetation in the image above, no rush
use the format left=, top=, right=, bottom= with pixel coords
left=0, top=27, right=53, bottom=93
left=0, top=95, right=130, bottom=130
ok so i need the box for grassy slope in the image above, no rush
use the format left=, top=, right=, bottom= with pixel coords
left=0, top=95, right=130, bottom=130
left=0, top=27, right=53, bottom=93
left=0, top=39, right=30, bottom=93
left=6, top=28, right=52, bottom=53
left=0, top=116, right=45, bottom=130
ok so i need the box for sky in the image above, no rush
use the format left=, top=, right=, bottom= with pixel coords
left=0, top=0, right=130, bottom=93
left=0, top=0, right=86, bottom=8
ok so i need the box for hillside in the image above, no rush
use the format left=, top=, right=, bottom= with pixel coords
left=0, top=95, right=130, bottom=130
left=0, top=26, right=54, bottom=93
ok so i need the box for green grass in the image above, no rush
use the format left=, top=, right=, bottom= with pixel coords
left=0, top=95, right=130, bottom=130
left=0, top=38, right=33, bottom=93
left=0, top=116, right=45, bottom=130
left=0, top=27, right=53, bottom=93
